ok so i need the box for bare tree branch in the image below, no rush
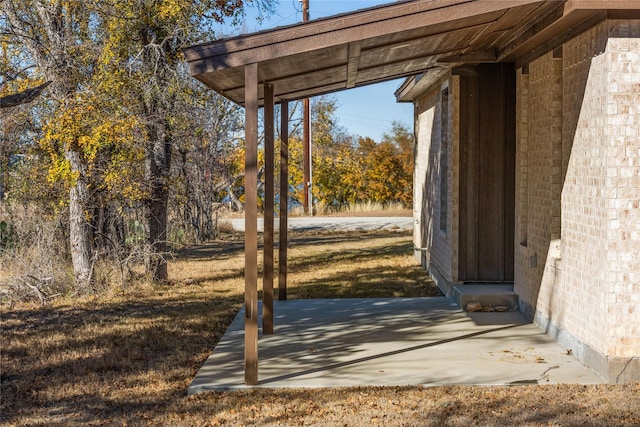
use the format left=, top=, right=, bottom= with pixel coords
left=0, top=81, right=51, bottom=109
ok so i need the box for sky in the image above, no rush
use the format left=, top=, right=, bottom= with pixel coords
left=220, top=0, right=414, bottom=141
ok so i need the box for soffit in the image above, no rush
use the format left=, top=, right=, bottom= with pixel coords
left=183, top=0, right=635, bottom=106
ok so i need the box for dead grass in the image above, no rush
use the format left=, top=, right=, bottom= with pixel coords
left=312, top=201, right=412, bottom=217
left=1, top=230, right=639, bottom=426
left=287, top=201, right=412, bottom=217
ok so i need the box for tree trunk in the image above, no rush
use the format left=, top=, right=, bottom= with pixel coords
left=227, top=186, right=244, bottom=211
left=144, top=123, right=171, bottom=282
left=0, top=148, right=7, bottom=201
left=145, top=184, right=169, bottom=281
left=66, top=149, right=94, bottom=291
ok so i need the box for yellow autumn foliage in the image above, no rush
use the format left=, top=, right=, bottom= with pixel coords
left=0, top=41, right=47, bottom=99
left=39, top=92, right=146, bottom=202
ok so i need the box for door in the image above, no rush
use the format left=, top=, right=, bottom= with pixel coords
left=458, top=63, right=515, bottom=282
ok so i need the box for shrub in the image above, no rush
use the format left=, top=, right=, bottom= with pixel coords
left=0, top=207, right=74, bottom=305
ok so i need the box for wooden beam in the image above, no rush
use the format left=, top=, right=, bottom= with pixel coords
left=185, top=0, right=542, bottom=73
left=495, top=2, right=607, bottom=65
left=438, top=51, right=497, bottom=63
left=565, top=0, right=640, bottom=10
left=608, top=10, right=640, bottom=19
left=512, top=11, right=605, bottom=68
left=397, top=66, right=451, bottom=102
left=303, top=96, right=311, bottom=214
left=244, top=62, right=259, bottom=386
left=185, top=0, right=473, bottom=61
left=487, top=2, right=545, bottom=33
left=263, top=83, right=275, bottom=335
left=495, top=2, right=565, bottom=61
left=358, top=21, right=489, bottom=60
left=452, top=66, right=480, bottom=76
left=346, top=42, right=362, bottom=88
left=218, top=52, right=447, bottom=104
left=262, top=82, right=348, bottom=106
left=468, top=2, right=546, bottom=50
left=222, top=63, right=348, bottom=105
left=278, top=101, right=289, bottom=301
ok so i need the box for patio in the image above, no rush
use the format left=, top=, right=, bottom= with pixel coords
left=188, top=297, right=602, bottom=393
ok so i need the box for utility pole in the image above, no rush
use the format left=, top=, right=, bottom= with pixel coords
left=301, top=0, right=312, bottom=215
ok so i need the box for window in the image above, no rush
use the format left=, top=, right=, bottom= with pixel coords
left=439, top=87, right=449, bottom=232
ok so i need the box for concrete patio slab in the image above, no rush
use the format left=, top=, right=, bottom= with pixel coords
left=188, top=298, right=602, bottom=394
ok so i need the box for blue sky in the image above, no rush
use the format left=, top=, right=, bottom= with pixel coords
left=221, top=0, right=414, bottom=141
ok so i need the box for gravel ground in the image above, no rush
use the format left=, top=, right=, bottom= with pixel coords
left=223, top=216, right=414, bottom=232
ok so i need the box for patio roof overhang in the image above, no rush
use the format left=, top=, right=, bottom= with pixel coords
left=182, top=0, right=639, bottom=386
left=183, top=0, right=636, bottom=106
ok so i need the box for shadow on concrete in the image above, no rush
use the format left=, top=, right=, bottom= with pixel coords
left=189, top=297, right=602, bottom=393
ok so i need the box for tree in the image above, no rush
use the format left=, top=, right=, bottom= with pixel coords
left=312, top=119, right=414, bottom=210
left=100, top=0, right=276, bottom=281
left=2, top=0, right=105, bottom=290
left=2, top=0, right=278, bottom=287
left=382, top=121, right=414, bottom=207
left=314, top=144, right=360, bottom=208
left=278, top=96, right=353, bottom=210
left=172, top=84, right=244, bottom=243
left=362, top=122, right=414, bottom=207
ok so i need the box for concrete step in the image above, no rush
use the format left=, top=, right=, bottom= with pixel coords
left=451, top=284, right=518, bottom=311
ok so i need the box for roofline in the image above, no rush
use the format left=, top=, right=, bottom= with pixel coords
left=186, top=0, right=419, bottom=52
left=184, top=0, right=547, bottom=74
left=183, top=0, right=639, bottom=106
left=396, top=6, right=640, bottom=102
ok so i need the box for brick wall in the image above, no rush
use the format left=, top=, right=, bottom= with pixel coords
left=414, top=76, right=458, bottom=283
left=602, top=25, right=640, bottom=360
left=413, top=90, right=434, bottom=264
left=553, top=21, right=609, bottom=356
left=514, top=68, right=530, bottom=312
left=515, top=19, right=640, bottom=381
left=412, top=17, right=638, bottom=382
left=514, top=50, right=564, bottom=321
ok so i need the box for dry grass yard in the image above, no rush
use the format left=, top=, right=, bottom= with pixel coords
left=1, top=230, right=639, bottom=426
